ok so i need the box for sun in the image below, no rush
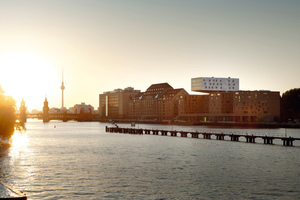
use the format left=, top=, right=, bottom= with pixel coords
left=0, top=52, right=59, bottom=111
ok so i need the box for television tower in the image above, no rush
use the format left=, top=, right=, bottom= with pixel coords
left=61, top=68, right=65, bottom=109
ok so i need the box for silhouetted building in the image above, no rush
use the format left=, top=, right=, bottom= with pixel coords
left=99, top=87, right=141, bottom=119
left=43, top=97, right=49, bottom=122
left=19, top=98, right=27, bottom=123
left=98, top=78, right=280, bottom=123
left=129, top=83, right=188, bottom=120
left=178, top=90, right=280, bottom=122
left=71, top=103, right=94, bottom=114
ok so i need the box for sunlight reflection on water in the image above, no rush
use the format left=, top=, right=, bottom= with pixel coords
left=1, top=120, right=300, bottom=199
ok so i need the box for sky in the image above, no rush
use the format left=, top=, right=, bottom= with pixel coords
left=0, top=0, right=299, bottom=111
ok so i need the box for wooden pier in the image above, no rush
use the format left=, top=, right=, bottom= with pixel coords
left=105, top=126, right=299, bottom=147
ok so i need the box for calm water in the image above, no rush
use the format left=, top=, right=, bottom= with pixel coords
left=1, top=119, right=300, bottom=199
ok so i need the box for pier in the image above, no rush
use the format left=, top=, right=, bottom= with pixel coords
left=105, top=126, right=299, bottom=147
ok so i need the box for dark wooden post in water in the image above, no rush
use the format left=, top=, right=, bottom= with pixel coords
left=282, top=137, right=295, bottom=146
left=180, top=131, right=188, bottom=137
left=202, top=133, right=212, bottom=139
left=161, top=130, right=168, bottom=136
left=245, top=135, right=256, bottom=143
left=229, top=134, right=240, bottom=141
left=170, top=131, right=177, bottom=137
left=152, top=130, right=159, bottom=135
left=215, top=133, right=225, bottom=140
left=262, top=136, right=274, bottom=144
left=191, top=132, right=199, bottom=138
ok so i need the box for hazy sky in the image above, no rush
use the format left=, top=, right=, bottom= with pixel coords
left=0, top=0, right=299, bottom=111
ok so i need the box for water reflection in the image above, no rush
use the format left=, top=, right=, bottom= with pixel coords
left=10, top=130, right=28, bottom=149
left=0, top=136, right=11, bottom=182
left=0, top=127, right=31, bottom=184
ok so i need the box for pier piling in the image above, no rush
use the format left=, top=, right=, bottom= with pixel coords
left=105, top=126, right=299, bottom=147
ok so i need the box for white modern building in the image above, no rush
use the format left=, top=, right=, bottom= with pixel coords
left=191, top=77, right=239, bottom=92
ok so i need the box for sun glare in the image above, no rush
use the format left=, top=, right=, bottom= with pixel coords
left=0, top=52, right=59, bottom=111
left=10, top=130, right=28, bottom=148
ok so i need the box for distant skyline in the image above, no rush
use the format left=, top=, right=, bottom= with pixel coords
left=1, top=0, right=299, bottom=111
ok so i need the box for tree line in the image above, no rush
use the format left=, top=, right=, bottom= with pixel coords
left=281, top=88, right=300, bottom=122
left=0, top=85, right=20, bottom=141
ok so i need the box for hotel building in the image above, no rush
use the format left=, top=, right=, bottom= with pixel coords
left=192, top=77, right=239, bottom=92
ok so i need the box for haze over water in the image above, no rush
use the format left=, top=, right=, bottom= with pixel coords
left=1, top=120, right=299, bottom=199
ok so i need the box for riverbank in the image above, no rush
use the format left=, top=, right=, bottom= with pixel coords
left=98, top=119, right=300, bottom=129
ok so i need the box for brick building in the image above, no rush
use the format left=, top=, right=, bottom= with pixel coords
left=178, top=90, right=280, bottom=122
left=129, top=83, right=188, bottom=121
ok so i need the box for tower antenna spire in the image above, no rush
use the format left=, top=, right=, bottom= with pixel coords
left=60, top=68, right=65, bottom=109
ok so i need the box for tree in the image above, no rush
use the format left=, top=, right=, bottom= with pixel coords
left=0, top=85, right=17, bottom=140
left=281, top=88, right=300, bottom=121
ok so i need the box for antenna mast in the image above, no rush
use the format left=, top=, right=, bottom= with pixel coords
left=60, top=68, right=65, bottom=109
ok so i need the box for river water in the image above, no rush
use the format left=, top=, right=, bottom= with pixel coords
left=0, top=119, right=299, bottom=199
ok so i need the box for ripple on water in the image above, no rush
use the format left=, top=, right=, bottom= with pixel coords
left=1, top=121, right=300, bottom=199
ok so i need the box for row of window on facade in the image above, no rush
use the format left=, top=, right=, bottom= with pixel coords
left=206, top=86, right=235, bottom=89
left=204, top=83, right=236, bottom=86
left=203, top=79, right=235, bottom=82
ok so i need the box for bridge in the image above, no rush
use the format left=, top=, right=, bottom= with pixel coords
left=17, top=113, right=99, bottom=122
left=106, top=126, right=300, bottom=147
left=17, top=98, right=99, bottom=122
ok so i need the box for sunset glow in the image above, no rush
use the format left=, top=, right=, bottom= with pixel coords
left=0, top=52, right=59, bottom=111
left=0, top=0, right=299, bottom=111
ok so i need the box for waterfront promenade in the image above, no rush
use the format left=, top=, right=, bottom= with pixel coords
left=106, top=126, right=300, bottom=146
